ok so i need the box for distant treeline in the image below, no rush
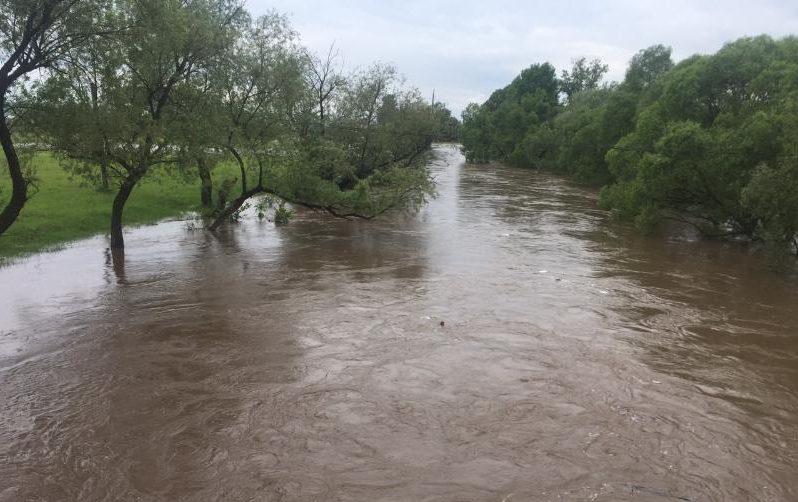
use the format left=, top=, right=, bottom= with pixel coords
left=461, top=36, right=798, bottom=253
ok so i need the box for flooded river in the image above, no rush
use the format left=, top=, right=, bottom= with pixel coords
left=1, top=145, right=797, bottom=501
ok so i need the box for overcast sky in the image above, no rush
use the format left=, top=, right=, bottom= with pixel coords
left=247, top=0, right=798, bottom=116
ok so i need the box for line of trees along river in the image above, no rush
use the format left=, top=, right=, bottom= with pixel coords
left=461, top=36, right=798, bottom=255
left=0, top=0, right=459, bottom=252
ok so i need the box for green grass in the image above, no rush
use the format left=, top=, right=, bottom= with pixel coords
left=0, top=154, right=238, bottom=260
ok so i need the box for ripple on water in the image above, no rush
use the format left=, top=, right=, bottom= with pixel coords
left=0, top=145, right=797, bottom=501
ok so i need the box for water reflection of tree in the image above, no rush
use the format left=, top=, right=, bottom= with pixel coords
left=3, top=225, right=307, bottom=498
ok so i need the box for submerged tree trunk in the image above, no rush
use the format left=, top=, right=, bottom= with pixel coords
left=197, top=155, right=213, bottom=208
left=105, top=247, right=126, bottom=283
left=208, top=185, right=264, bottom=231
left=110, top=174, right=140, bottom=250
left=0, top=95, right=27, bottom=237
left=208, top=183, right=382, bottom=232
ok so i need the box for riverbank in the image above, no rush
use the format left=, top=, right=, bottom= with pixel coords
left=0, top=154, right=239, bottom=261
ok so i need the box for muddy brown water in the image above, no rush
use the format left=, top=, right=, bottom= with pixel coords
left=1, top=145, right=797, bottom=501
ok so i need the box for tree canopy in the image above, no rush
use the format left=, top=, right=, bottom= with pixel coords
left=0, top=0, right=113, bottom=235
left=1, top=0, right=459, bottom=250
left=461, top=35, right=798, bottom=254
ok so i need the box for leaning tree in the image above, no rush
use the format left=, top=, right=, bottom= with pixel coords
left=206, top=38, right=439, bottom=230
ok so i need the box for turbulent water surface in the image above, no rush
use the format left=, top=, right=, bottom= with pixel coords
left=1, top=145, right=797, bottom=501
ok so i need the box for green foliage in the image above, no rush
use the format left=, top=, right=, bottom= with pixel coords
left=624, top=45, right=675, bottom=92
left=431, top=103, right=461, bottom=142
left=560, top=57, right=609, bottom=103
left=0, top=153, right=240, bottom=259
left=230, top=202, right=250, bottom=222
left=549, top=87, right=622, bottom=184
left=462, top=35, right=798, bottom=252
left=461, top=63, right=559, bottom=165
left=0, top=0, right=456, bottom=250
left=603, top=36, right=797, bottom=245
left=261, top=133, right=434, bottom=220
left=273, top=202, right=294, bottom=225
left=743, top=162, right=798, bottom=251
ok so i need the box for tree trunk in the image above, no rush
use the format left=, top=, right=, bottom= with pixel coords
left=209, top=185, right=264, bottom=231
left=110, top=174, right=139, bottom=250
left=0, top=95, right=27, bottom=237
left=105, top=247, right=126, bottom=282
left=99, top=158, right=110, bottom=191
left=319, top=102, right=325, bottom=136
left=197, top=155, right=212, bottom=208
left=227, top=146, right=246, bottom=194
left=90, top=80, right=110, bottom=192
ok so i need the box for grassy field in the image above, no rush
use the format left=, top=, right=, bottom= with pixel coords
left=0, top=154, right=237, bottom=260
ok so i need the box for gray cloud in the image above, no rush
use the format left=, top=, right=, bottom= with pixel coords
left=247, top=0, right=798, bottom=116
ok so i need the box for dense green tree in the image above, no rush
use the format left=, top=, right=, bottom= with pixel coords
left=460, top=103, right=493, bottom=163
left=624, top=45, right=675, bottom=93
left=547, top=48, right=672, bottom=184
left=461, top=63, right=559, bottom=165
left=463, top=36, right=798, bottom=253
left=205, top=9, right=303, bottom=222
left=431, top=102, right=461, bottom=142
left=549, top=87, right=617, bottom=184
left=743, top=162, right=798, bottom=251
left=206, top=51, right=443, bottom=229
left=601, top=36, right=797, bottom=249
left=559, top=57, right=608, bottom=103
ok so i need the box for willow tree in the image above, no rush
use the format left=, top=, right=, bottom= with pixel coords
left=0, top=0, right=110, bottom=236
left=329, top=64, right=441, bottom=180
left=171, top=73, right=226, bottom=209
left=334, top=63, right=398, bottom=177
left=30, top=0, right=244, bottom=250
left=207, top=53, right=439, bottom=229
left=601, top=36, right=796, bottom=242
left=169, top=9, right=251, bottom=209
left=304, top=43, right=345, bottom=136
left=212, top=12, right=303, bottom=201
left=460, top=63, right=561, bottom=165
left=559, top=57, right=609, bottom=104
